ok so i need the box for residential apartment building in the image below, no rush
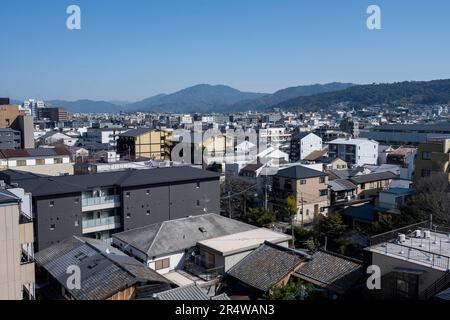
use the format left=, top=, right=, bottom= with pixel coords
left=37, top=107, right=69, bottom=122
left=258, top=127, right=291, bottom=145
left=270, top=165, right=330, bottom=224
left=0, top=105, right=22, bottom=128
left=117, top=128, right=172, bottom=160
left=328, top=138, right=379, bottom=166
left=0, top=128, right=21, bottom=149
left=290, top=132, right=323, bottom=162
left=385, top=147, right=417, bottom=180
left=0, top=189, right=35, bottom=300
left=84, top=126, right=128, bottom=148
left=0, top=147, right=73, bottom=176
left=2, top=166, right=220, bottom=251
left=414, top=139, right=450, bottom=181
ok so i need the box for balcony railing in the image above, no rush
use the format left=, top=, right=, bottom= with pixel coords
left=20, top=249, right=34, bottom=265
left=81, top=195, right=120, bottom=207
left=82, top=216, right=121, bottom=229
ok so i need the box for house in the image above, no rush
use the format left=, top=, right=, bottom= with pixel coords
left=293, top=250, right=363, bottom=299
left=328, top=138, right=379, bottom=166
left=377, top=188, right=413, bottom=214
left=320, top=157, right=348, bottom=171
left=290, top=132, right=323, bottom=162
left=37, top=131, right=79, bottom=147
left=1, top=166, right=220, bottom=251
left=112, top=214, right=257, bottom=275
left=0, top=147, right=73, bottom=176
left=303, top=149, right=328, bottom=162
left=385, top=147, right=417, bottom=180
left=328, top=179, right=357, bottom=205
left=270, top=165, right=330, bottom=224
left=224, top=242, right=309, bottom=299
left=350, top=171, right=398, bottom=199
left=34, top=236, right=173, bottom=300
left=151, top=284, right=230, bottom=300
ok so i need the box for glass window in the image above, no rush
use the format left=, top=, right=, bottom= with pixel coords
left=422, top=151, right=432, bottom=160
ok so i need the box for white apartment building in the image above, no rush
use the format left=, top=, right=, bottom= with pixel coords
left=328, top=138, right=379, bottom=166
left=290, top=132, right=323, bottom=161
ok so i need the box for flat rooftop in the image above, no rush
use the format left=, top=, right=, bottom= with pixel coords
left=367, top=229, right=450, bottom=271
left=197, top=228, right=291, bottom=256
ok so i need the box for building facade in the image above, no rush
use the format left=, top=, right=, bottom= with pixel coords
left=414, top=139, right=450, bottom=181
left=328, top=138, right=379, bottom=166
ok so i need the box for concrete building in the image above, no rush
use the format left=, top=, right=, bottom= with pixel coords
left=0, top=189, right=35, bottom=300
left=328, top=138, right=379, bottom=166
left=414, top=139, right=450, bottom=181
left=0, top=128, right=21, bottom=149
left=37, top=107, right=69, bottom=122
left=1, top=166, right=220, bottom=251
left=290, top=132, right=323, bottom=162
left=117, top=128, right=172, bottom=161
left=84, top=127, right=128, bottom=148
left=365, top=222, right=450, bottom=299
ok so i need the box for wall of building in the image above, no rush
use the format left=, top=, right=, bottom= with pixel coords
left=0, top=202, right=35, bottom=300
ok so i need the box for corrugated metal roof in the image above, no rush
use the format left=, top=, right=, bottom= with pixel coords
left=0, top=147, right=71, bottom=159
left=154, top=284, right=209, bottom=300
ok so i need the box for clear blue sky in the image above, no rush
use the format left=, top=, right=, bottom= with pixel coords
left=1, top=0, right=449, bottom=101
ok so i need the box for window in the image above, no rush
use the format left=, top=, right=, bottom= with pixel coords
left=146, top=190, right=150, bottom=195
left=74, top=198, right=79, bottom=204
left=154, top=258, right=170, bottom=270
left=421, top=169, right=431, bottom=177
left=196, top=200, right=200, bottom=206
left=319, top=176, right=326, bottom=183
left=422, top=151, right=432, bottom=160
left=75, top=220, right=79, bottom=227
left=36, top=159, right=45, bottom=165
left=319, top=189, right=328, bottom=196
left=54, top=158, right=63, bottom=164
left=126, top=192, right=130, bottom=198
left=196, top=181, right=200, bottom=188
left=361, top=183, right=366, bottom=190
left=146, top=210, right=150, bottom=216
left=49, top=201, right=55, bottom=207
left=126, top=213, right=131, bottom=219
left=396, top=279, right=409, bottom=298
left=300, top=179, right=307, bottom=185
left=16, top=160, right=26, bottom=167
left=50, top=224, right=55, bottom=230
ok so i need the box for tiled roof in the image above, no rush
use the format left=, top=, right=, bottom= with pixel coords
left=295, top=250, right=363, bottom=294
left=328, top=179, right=357, bottom=192
left=276, top=165, right=327, bottom=179
left=227, top=242, right=309, bottom=292
left=0, top=147, right=71, bottom=159
left=35, top=236, right=171, bottom=300
left=113, top=213, right=256, bottom=257
left=153, top=284, right=210, bottom=300
left=350, top=171, right=397, bottom=184
left=304, top=150, right=328, bottom=161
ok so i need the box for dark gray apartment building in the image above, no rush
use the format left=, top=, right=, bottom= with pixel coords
left=0, top=167, right=220, bottom=251
left=0, top=128, right=21, bottom=149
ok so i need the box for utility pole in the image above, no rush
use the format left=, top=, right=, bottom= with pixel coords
left=301, top=192, right=304, bottom=227
left=264, top=183, right=268, bottom=211
left=228, top=191, right=232, bottom=219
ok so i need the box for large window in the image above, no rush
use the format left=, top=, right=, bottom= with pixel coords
left=319, top=189, right=328, bottom=196
left=154, top=258, right=170, bottom=270
left=16, top=160, right=26, bottom=167
left=54, top=158, right=63, bottom=164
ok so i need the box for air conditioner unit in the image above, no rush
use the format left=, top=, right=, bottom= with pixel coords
left=423, top=230, right=431, bottom=239
left=398, top=234, right=406, bottom=243
left=413, top=230, right=422, bottom=238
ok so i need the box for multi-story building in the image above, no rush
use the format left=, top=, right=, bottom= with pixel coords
left=2, top=166, right=220, bottom=251
left=84, top=126, right=128, bottom=148
left=0, top=105, right=22, bottom=128
left=258, top=127, right=291, bottom=146
left=0, top=147, right=73, bottom=176
left=270, top=165, right=329, bottom=224
left=290, top=132, right=323, bottom=162
left=385, top=147, right=417, bottom=180
left=414, top=139, right=450, bottom=181
left=0, top=128, right=21, bottom=149
left=37, top=107, right=69, bottom=122
left=117, top=128, right=172, bottom=160
left=365, top=222, right=450, bottom=299
left=328, top=138, right=379, bottom=166
left=23, top=99, right=45, bottom=118
left=0, top=188, right=35, bottom=300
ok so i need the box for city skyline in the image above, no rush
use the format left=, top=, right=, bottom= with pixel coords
left=1, top=0, right=450, bottom=101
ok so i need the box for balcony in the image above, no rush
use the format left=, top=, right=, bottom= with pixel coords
left=81, top=195, right=120, bottom=212
left=82, top=215, right=121, bottom=234
left=20, top=249, right=34, bottom=265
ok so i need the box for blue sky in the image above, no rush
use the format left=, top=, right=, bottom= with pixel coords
left=1, top=0, right=449, bottom=101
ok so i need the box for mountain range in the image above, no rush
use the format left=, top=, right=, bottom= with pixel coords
left=11, top=79, right=450, bottom=113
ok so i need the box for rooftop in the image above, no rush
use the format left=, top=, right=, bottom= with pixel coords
left=0, top=147, right=71, bottom=159
left=350, top=171, right=398, bottom=184
left=329, top=138, right=378, bottom=146
left=119, top=127, right=154, bottom=138
left=367, top=223, right=450, bottom=271
left=112, top=213, right=257, bottom=257
left=276, top=165, right=327, bottom=180
left=198, top=228, right=291, bottom=256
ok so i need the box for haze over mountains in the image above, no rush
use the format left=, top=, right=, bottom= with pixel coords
left=20, top=79, right=450, bottom=113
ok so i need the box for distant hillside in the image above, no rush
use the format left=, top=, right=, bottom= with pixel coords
left=47, top=99, right=124, bottom=113
left=274, top=79, right=450, bottom=110
left=231, top=82, right=355, bottom=110
left=127, top=84, right=267, bottom=113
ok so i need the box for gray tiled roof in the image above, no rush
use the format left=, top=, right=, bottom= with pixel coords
left=328, top=179, right=357, bottom=192
left=350, top=171, right=397, bottom=184
left=153, top=284, right=210, bottom=300
left=227, top=242, right=309, bottom=292
left=295, top=250, right=363, bottom=294
left=113, top=213, right=256, bottom=257
left=35, top=236, right=171, bottom=300
left=276, top=165, right=327, bottom=180
left=11, top=166, right=219, bottom=197
left=119, top=128, right=153, bottom=138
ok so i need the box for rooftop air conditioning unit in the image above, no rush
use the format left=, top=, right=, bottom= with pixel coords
left=423, top=230, right=431, bottom=239
left=413, top=230, right=422, bottom=238
left=398, top=234, right=406, bottom=243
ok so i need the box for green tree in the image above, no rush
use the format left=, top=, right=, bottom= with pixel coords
left=243, top=208, right=277, bottom=227
left=282, top=196, right=298, bottom=246
left=269, top=280, right=314, bottom=300
left=314, top=213, right=346, bottom=239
